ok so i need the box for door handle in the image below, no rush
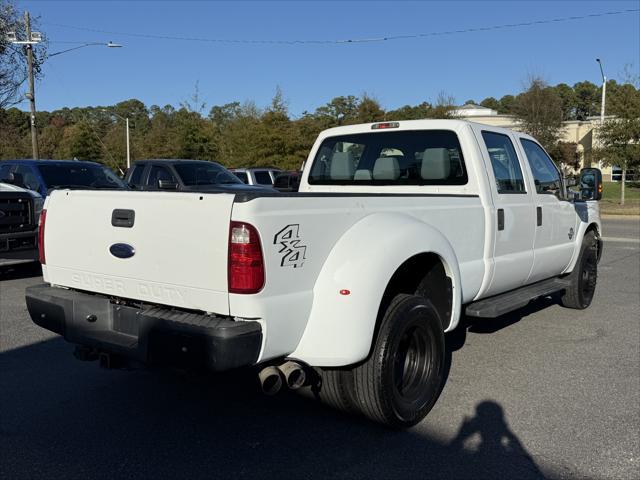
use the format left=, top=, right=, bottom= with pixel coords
left=536, top=206, right=542, bottom=226
left=112, top=209, right=135, bottom=228
left=497, top=209, right=504, bottom=231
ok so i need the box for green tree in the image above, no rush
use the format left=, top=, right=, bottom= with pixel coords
left=513, top=77, right=563, bottom=153
left=356, top=94, right=385, bottom=123
left=57, top=121, right=102, bottom=160
left=498, top=95, right=516, bottom=114
left=552, top=83, right=577, bottom=120
left=315, top=96, right=358, bottom=126
left=386, top=102, right=434, bottom=120
left=480, top=97, right=500, bottom=111
left=573, top=81, right=600, bottom=120
left=595, top=76, right=640, bottom=205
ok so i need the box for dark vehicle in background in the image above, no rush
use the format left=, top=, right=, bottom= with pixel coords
left=125, top=159, right=274, bottom=192
left=0, top=182, right=43, bottom=267
left=273, top=171, right=301, bottom=192
left=0, top=160, right=127, bottom=197
left=230, top=167, right=282, bottom=186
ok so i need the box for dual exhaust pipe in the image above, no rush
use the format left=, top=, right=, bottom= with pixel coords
left=258, top=361, right=306, bottom=395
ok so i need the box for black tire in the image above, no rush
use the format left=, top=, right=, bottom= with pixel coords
left=312, top=368, right=357, bottom=414
left=351, top=294, right=445, bottom=428
left=561, top=231, right=598, bottom=309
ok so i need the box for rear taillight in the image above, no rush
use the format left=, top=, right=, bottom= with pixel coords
left=228, top=221, right=264, bottom=294
left=38, top=209, right=47, bottom=264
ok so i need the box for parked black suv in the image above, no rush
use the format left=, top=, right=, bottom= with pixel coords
left=125, top=159, right=274, bottom=192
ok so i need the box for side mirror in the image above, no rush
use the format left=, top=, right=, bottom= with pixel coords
left=157, top=179, right=178, bottom=190
left=579, top=168, right=603, bottom=201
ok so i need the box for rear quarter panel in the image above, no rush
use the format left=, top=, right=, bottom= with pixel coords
left=230, top=194, right=485, bottom=364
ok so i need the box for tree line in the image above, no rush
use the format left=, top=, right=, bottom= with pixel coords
left=0, top=78, right=637, bottom=174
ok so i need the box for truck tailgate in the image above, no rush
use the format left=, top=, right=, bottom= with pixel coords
left=43, top=190, right=233, bottom=315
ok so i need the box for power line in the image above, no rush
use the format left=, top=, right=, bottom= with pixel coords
left=42, top=8, right=639, bottom=46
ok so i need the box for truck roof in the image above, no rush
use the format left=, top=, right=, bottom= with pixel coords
left=318, top=119, right=521, bottom=138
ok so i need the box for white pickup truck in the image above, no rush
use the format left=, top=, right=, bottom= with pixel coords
left=26, top=120, right=603, bottom=427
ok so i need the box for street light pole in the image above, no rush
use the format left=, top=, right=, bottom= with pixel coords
left=125, top=117, right=131, bottom=169
left=24, top=11, right=39, bottom=159
left=596, top=58, right=606, bottom=124
left=595, top=58, right=607, bottom=172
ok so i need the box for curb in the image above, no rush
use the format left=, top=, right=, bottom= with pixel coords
left=601, top=214, right=640, bottom=219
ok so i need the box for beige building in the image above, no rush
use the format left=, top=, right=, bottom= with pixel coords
left=453, top=104, right=614, bottom=181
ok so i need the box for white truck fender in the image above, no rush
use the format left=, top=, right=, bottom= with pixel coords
left=563, top=200, right=603, bottom=274
left=290, top=212, right=462, bottom=367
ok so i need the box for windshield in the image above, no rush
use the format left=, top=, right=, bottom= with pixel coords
left=39, top=163, right=127, bottom=189
left=173, top=162, right=241, bottom=186
left=308, top=130, right=467, bottom=186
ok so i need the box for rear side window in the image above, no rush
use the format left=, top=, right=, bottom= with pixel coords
left=254, top=171, right=274, bottom=185
left=520, top=139, right=563, bottom=196
left=129, top=165, right=145, bottom=186
left=481, top=131, right=526, bottom=194
left=308, top=130, right=467, bottom=186
left=38, top=164, right=126, bottom=189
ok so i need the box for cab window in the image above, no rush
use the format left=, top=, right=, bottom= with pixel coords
left=308, top=130, right=467, bottom=186
left=520, top=139, right=563, bottom=198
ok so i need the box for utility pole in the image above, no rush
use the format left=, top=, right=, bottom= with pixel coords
left=8, top=17, right=122, bottom=161
left=24, top=11, right=39, bottom=159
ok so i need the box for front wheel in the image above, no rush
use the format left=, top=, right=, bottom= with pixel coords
left=561, top=231, right=598, bottom=309
left=352, top=294, right=445, bottom=428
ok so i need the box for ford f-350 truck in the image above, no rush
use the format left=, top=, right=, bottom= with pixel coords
left=26, top=120, right=603, bottom=427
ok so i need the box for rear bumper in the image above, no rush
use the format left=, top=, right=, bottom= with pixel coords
left=25, top=284, right=262, bottom=372
left=0, top=231, right=38, bottom=266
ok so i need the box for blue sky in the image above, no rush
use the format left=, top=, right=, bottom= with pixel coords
left=14, top=0, right=640, bottom=115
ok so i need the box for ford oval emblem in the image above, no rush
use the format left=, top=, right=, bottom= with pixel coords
left=109, top=243, right=135, bottom=259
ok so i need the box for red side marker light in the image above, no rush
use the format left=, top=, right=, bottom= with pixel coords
left=339, top=289, right=351, bottom=296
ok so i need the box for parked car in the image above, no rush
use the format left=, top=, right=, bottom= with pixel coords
left=26, top=119, right=603, bottom=428
left=273, top=171, right=301, bottom=192
left=0, top=160, right=127, bottom=197
left=0, top=182, right=43, bottom=267
left=230, top=167, right=282, bottom=186
left=125, top=159, right=274, bottom=192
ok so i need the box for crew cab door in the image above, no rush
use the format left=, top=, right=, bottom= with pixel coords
left=474, top=128, right=536, bottom=296
left=517, top=137, right=578, bottom=282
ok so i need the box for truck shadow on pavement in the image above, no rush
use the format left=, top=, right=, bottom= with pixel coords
left=0, top=337, right=557, bottom=479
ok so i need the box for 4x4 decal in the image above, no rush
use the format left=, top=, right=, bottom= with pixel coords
left=274, top=224, right=307, bottom=268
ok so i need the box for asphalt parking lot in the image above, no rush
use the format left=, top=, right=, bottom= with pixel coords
left=1, top=217, right=638, bottom=479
